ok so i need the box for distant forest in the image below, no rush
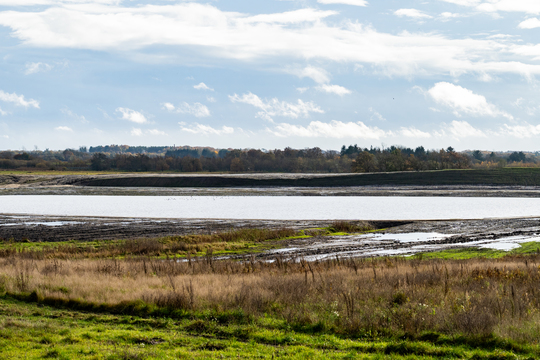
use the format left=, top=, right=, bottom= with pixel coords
left=0, top=144, right=539, bottom=173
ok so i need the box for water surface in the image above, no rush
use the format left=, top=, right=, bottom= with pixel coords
left=2, top=195, right=540, bottom=220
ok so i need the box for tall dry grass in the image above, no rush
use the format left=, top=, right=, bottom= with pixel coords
left=2, top=254, right=540, bottom=341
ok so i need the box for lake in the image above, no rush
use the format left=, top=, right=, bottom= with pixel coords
left=1, top=195, right=540, bottom=220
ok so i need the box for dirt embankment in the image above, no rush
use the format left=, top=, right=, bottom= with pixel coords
left=4, top=172, right=540, bottom=197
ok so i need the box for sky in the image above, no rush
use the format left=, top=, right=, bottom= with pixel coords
left=1, top=0, right=540, bottom=151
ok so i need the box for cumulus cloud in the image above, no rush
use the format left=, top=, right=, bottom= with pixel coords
left=317, top=0, right=368, bottom=6
left=426, top=82, right=513, bottom=119
left=439, top=0, right=480, bottom=6
left=25, top=62, right=52, bottom=75
left=315, top=84, right=351, bottom=96
left=267, top=120, right=386, bottom=139
left=0, top=0, right=119, bottom=4
left=130, top=128, right=143, bottom=136
left=180, top=123, right=234, bottom=135
left=0, top=90, right=39, bottom=108
left=446, top=120, right=486, bottom=138
left=0, top=108, right=8, bottom=116
left=55, top=126, right=73, bottom=132
left=193, top=82, right=214, bottom=91
left=147, top=129, right=166, bottom=136
left=244, top=8, right=337, bottom=24
left=289, top=66, right=331, bottom=84
left=116, top=107, right=148, bottom=123
left=500, top=123, right=540, bottom=138
left=518, top=18, right=540, bottom=29
left=439, top=12, right=462, bottom=20
left=400, top=127, right=431, bottom=138
left=229, top=92, right=324, bottom=121
left=440, top=0, right=540, bottom=15
left=394, top=9, right=432, bottom=19
left=163, top=102, right=210, bottom=118
left=2, top=3, right=540, bottom=78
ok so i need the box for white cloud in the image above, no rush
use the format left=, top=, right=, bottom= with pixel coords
left=296, top=87, right=309, bottom=93
left=116, top=107, right=148, bottom=123
left=0, top=90, right=39, bottom=108
left=518, top=18, right=540, bottom=29
left=147, top=129, right=166, bottom=136
left=400, top=127, right=432, bottom=138
left=162, top=102, right=175, bottom=111
left=267, top=120, right=387, bottom=139
left=394, top=9, right=432, bottom=19
left=25, top=62, right=52, bottom=75
left=229, top=92, right=324, bottom=121
left=439, top=0, right=480, bottom=6
left=315, top=84, right=351, bottom=96
left=180, top=123, right=234, bottom=135
left=440, top=0, right=540, bottom=15
left=1, top=135, right=8, bottom=138
left=0, top=0, right=120, bottom=4
left=439, top=12, right=462, bottom=19
left=193, top=82, right=214, bottom=91
left=369, top=107, right=386, bottom=122
left=426, top=82, right=513, bottom=119
left=55, top=126, right=73, bottom=132
left=206, top=96, right=216, bottom=103
left=289, top=66, right=331, bottom=84
left=446, top=120, right=486, bottom=138
left=243, top=8, right=337, bottom=24
left=131, top=128, right=143, bottom=136
left=61, top=108, right=87, bottom=123
left=164, top=102, right=210, bottom=118
left=500, top=123, right=540, bottom=138
left=2, top=3, right=540, bottom=79
left=317, top=0, right=368, bottom=6
left=0, top=108, right=7, bottom=116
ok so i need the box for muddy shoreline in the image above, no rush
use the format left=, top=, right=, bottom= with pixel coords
left=4, top=185, right=540, bottom=197
left=1, top=214, right=539, bottom=259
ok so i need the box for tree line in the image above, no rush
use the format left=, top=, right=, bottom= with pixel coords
left=0, top=145, right=538, bottom=173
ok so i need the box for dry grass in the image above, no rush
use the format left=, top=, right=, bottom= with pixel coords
left=2, top=254, right=540, bottom=342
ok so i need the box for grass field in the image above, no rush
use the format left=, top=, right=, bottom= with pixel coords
left=0, top=295, right=535, bottom=359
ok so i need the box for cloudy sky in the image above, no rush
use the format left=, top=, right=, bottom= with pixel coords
left=1, top=0, right=540, bottom=151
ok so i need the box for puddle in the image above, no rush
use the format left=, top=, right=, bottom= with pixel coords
left=364, top=232, right=455, bottom=243
left=1, top=221, right=83, bottom=227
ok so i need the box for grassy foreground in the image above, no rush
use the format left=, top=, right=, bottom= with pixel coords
left=3, top=223, right=540, bottom=359
left=2, top=253, right=540, bottom=358
left=0, top=295, right=535, bottom=360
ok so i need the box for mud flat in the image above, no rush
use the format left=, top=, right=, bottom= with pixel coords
left=1, top=214, right=539, bottom=259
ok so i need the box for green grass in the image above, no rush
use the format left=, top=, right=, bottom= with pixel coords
left=0, top=295, right=538, bottom=359
left=422, top=241, right=540, bottom=260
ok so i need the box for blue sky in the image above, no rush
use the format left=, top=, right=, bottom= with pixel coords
left=1, top=0, right=540, bottom=151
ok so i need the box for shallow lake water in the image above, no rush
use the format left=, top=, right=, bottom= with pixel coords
left=2, top=195, right=540, bottom=220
